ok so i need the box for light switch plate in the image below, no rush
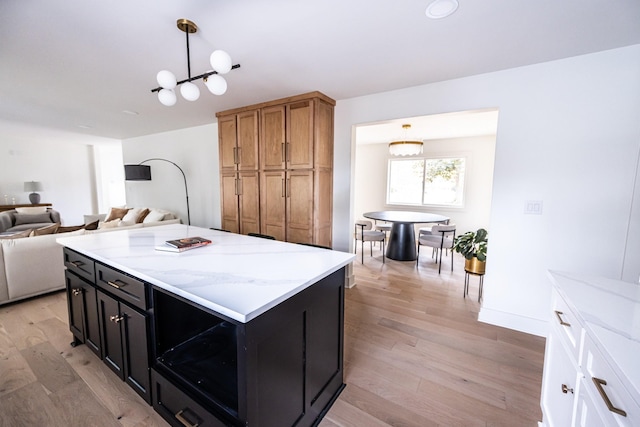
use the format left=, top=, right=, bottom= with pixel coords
left=524, top=200, right=543, bottom=215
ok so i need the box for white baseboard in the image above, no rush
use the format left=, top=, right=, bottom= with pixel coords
left=478, top=306, right=549, bottom=337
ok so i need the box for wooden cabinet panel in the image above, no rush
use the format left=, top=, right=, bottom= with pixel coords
left=221, top=171, right=260, bottom=235
left=261, top=105, right=286, bottom=170
left=287, top=100, right=314, bottom=170
left=287, top=170, right=313, bottom=244
left=219, top=110, right=259, bottom=172
left=261, top=171, right=286, bottom=241
left=237, top=110, right=259, bottom=171
left=238, top=171, right=260, bottom=235
left=220, top=172, right=240, bottom=233
left=218, top=115, right=237, bottom=172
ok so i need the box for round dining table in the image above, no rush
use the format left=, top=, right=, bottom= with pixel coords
left=363, top=211, right=450, bottom=261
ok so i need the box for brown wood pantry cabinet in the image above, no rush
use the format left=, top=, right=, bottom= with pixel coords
left=216, top=91, right=334, bottom=247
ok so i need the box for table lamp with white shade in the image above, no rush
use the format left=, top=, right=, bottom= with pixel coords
left=24, top=181, right=43, bottom=204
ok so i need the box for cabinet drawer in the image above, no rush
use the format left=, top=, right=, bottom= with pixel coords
left=151, top=369, right=228, bottom=427
left=551, top=288, right=582, bottom=361
left=63, top=248, right=95, bottom=283
left=581, top=335, right=639, bottom=426
left=96, top=263, right=148, bottom=310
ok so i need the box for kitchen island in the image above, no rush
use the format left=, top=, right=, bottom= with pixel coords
left=58, top=224, right=355, bottom=427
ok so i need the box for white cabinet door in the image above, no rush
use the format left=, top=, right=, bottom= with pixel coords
left=541, top=327, right=579, bottom=427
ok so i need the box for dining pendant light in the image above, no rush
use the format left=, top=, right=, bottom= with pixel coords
left=389, top=124, right=424, bottom=156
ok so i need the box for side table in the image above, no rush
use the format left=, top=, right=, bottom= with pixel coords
left=464, top=269, right=484, bottom=302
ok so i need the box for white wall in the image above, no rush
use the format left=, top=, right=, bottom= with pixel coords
left=354, top=135, right=496, bottom=234
left=0, top=138, right=98, bottom=225
left=122, top=123, right=220, bottom=228
left=334, top=44, right=640, bottom=336
left=118, top=45, right=640, bottom=337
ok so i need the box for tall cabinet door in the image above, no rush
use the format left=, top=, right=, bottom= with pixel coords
left=221, top=172, right=240, bottom=233
left=260, top=105, right=286, bottom=170
left=236, top=110, right=259, bottom=171
left=218, top=115, right=238, bottom=172
left=238, top=171, right=260, bottom=235
left=287, top=170, right=314, bottom=244
left=261, top=170, right=286, bottom=241
left=286, top=100, right=314, bottom=170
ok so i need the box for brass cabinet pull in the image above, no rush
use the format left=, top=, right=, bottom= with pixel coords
left=554, top=310, right=571, bottom=326
left=281, top=143, right=286, bottom=163
left=592, top=377, right=627, bottom=417
left=561, top=384, right=573, bottom=394
left=286, top=142, right=290, bottom=164
left=281, top=178, right=285, bottom=197
left=233, top=146, right=238, bottom=165
left=72, top=288, right=82, bottom=296
left=109, top=315, right=124, bottom=323
left=237, top=177, right=243, bottom=196
left=107, top=280, right=126, bottom=289
left=286, top=178, right=291, bottom=198
left=175, top=409, right=200, bottom=427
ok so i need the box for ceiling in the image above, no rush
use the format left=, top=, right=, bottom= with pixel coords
left=1, top=0, right=639, bottom=143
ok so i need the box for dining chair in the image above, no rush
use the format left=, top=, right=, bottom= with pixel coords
left=416, top=224, right=456, bottom=273
left=354, top=220, right=385, bottom=264
left=373, top=220, right=392, bottom=249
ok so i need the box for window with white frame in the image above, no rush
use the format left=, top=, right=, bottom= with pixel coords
left=387, top=156, right=466, bottom=207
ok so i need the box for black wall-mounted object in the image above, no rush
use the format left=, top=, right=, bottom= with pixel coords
left=124, top=165, right=152, bottom=181
left=124, top=159, right=190, bottom=225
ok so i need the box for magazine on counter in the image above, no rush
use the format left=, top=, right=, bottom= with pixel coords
left=155, top=236, right=212, bottom=252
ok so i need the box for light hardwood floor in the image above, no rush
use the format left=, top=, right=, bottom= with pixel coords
left=0, top=246, right=545, bottom=427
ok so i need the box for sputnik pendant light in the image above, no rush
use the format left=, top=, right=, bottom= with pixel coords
left=151, top=19, right=241, bottom=106
left=389, top=124, right=424, bottom=156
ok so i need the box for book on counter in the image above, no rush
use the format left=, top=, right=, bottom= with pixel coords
left=155, top=236, right=212, bottom=253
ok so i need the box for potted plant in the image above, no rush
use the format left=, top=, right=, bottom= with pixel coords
left=453, top=228, right=488, bottom=274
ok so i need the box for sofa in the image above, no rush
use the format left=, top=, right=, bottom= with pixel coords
left=0, top=207, right=62, bottom=233
left=0, top=207, right=180, bottom=306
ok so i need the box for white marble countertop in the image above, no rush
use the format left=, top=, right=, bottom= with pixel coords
left=57, top=224, right=355, bottom=323
left=548, top=270, right=640, bottom=404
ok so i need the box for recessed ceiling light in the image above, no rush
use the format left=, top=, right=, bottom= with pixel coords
left=425, top=0, right=459, bottom=19
left=122, top=110, right=139, bottom=116
left=77, top=124, right=92, bottom=129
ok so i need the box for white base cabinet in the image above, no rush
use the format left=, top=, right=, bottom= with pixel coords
left=540, top=272, right=640, bottom=426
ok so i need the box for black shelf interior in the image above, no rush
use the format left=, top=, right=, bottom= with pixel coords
left=153, top=289, right=239, bottom=415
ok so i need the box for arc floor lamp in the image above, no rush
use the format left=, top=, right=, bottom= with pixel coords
left=124, top=158, right=191, bottom=225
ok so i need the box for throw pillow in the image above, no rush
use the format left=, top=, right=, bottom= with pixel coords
left=30, top=223, right=60, bottom=236
left=84, top=220, right=99, bottom=230
left=57, top=224, right=85, bottom=233
left=142, top=209, right=166, bottom=223
left=122, top=208, right=143, bottom=223
left=136, top=208, right=150, bottom=223
left=105, top=207, right=130, bottom=222
left=0, top=229, right=32, bottom=239
left=15, top=206, right=48, bottom=214
left=99, top=219, right=121, bottom=229
left=13, top=212, right=53, bottom=225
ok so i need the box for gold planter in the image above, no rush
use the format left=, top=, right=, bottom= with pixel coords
left=464, top=257, right=486, bottom=275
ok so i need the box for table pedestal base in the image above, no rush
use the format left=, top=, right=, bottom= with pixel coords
left=387, top=223, right=417, bottom=261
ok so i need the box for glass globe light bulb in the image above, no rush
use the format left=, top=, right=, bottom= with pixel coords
left=158, top=88, right=177, bottom=106
left=204, top=74, right=227, bottom=95
left=210, top=50, right=232, bottom=74
left=156, top=70, right=177, bottom=89
left=180, top=82, right=200, bottom=101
